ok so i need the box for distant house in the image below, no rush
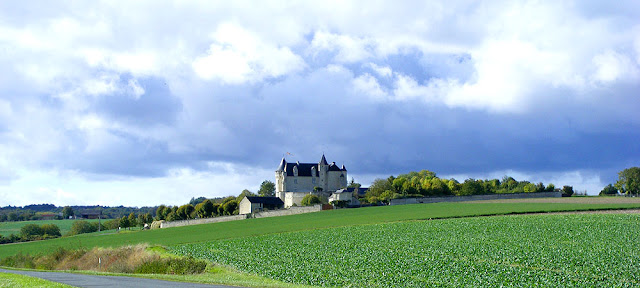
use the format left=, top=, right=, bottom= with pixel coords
left=329, top=187, right=369, bottom=205
left=79, top=211, right=102, bottom=219
left=239, top=196, right=285, bottom=215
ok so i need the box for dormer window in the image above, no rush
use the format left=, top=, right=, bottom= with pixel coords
left=293, top=166, right=298, bottom=177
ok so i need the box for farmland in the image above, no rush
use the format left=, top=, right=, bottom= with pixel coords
left=172, top=213, right=640, bottom=287
left=1, top=200, right=640, bottom=259
left=0, top=219, right=102, bottom=237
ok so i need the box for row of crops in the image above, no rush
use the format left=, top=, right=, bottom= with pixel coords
left=172, top=213, right=640, bottom=287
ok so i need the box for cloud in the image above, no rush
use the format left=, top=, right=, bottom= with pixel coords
left=0, top=1, right=638, bottom=206
left=192, top=23, right=306, bottom=84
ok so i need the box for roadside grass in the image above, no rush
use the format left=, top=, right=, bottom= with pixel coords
left=1, top=200, right=640, bottom=260
left=0, top=272, right=74, bottom=288
left=0, top=265, right=313, bottom=288
left=0, top=219, right=103, bottom=236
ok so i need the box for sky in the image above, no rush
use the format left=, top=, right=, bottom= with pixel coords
left=1, top=1, right=639, bottom=207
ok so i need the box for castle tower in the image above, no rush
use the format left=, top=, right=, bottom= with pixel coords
left=275, top=158, right=287, bottom=201
left=318, top=154, right=328, bottom=191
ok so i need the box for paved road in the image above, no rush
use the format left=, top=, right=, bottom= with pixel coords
left=0, top=268, right=242, bottom=288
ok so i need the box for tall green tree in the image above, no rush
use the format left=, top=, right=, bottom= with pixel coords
left=600, top=184, right=619, bottom=195
left=615, top=167, right=640, bottom=195
left=237, top=189, right=257, bottom=202
left=62, top=206, right=74, bottom=219
left=562, top=185, right=574, bottom=197
left=258, top=180, right=276, bottom=197
left=128, top=212, right=137, bottom=228
left=222, top=201, right=238, bottom=215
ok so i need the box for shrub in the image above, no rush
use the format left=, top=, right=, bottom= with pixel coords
left=20, top=223, right=43, bottom=240
left=168, top=257, right=207, bottom=274
left=68, top=220, right=97, bottom=236
left=41, top=224, right=61, bottom=237
left=301, top=194, right=321, bottom=206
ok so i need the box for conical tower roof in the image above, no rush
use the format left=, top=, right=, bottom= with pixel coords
left=276, top=158, right=287, bottom=172
left=319, top=154, right=328, bottom=165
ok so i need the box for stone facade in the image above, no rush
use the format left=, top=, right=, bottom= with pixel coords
left=239, top=196, right=284, bottom=215
left=275, top=155, right=347, bottom=207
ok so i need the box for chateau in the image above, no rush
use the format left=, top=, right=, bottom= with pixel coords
left=275, top=155, right=347, bottom=207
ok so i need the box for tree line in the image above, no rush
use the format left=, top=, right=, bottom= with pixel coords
left=362, top=170, right=571, bottom=204
left=599, top=167, right=640, bottom=196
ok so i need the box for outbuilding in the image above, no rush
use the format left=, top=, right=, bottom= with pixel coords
left=239, top=196, right=285, bottom=215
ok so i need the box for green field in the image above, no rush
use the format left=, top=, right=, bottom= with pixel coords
left=172, top=213, right=640, bottom=287
left=1, top=201, right=639, bottom=260
left=0, top=219, right=103, bottom=237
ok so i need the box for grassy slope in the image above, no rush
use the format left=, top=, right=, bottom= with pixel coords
left=0, top=219, right=102, bottom=236
left=1, top=201, right=639, bottom=259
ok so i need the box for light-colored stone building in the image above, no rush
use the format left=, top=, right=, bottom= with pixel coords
left=239, top=196, right=284, bottom=215
left=275, top=155, right=347, bottom=207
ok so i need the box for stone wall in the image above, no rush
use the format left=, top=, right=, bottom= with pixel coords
left=160, top=214, right=246, bottom=228
left=251, top=205, right=322, bottom=218
left=389, top=191, right=562, bottom=206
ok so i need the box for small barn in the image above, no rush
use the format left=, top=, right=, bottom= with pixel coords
left=239, top=196, right=284, bottom=215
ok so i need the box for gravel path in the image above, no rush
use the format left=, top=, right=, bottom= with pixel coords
left=0, top=268, right=243, bottom=288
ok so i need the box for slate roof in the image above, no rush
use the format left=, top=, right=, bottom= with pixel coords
left=244, top=196, right=284, bottom=205
left=276, top=156, right=347, bottom=176
left=319, top=154, right=328, bottom=165
left=276, top=158, right=286, bottom=172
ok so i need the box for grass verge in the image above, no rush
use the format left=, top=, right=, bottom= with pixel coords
left=0, top=272, right=74, bottom=288
left=0, top=265, right=313, bottom=288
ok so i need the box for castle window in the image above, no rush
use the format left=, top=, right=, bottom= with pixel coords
left=294, top=179, right=298, bottom=184
left=312, top=178, right=316, bottom=184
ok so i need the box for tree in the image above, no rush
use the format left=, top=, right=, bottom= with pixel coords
left=301, top=194, right=322, bottom=206
left=545, top=183, right=556, bottom=192
left=347, top=178, right=361, bottom=188
left=237, top=189, right=257, bottom=202
left=189, top=196, right=207, bottom=206
left=41, top=224, right=61, bottom=237
left=195, top=199, right=215, bottom=218
left=62, top=206, right=74, bottom=219
left=600, top=184, right=619, bottom=196
left=460, top=179, right=483, bottom=196
left=176, top=204, right=195, bottom=220
left=222, top=201, right=238, bottom=215
left=137, top=213, right=147, bottom=228
left=128, top=212, right=137, bottom=228
left=69, top=220, right=97, bottom=235
left=156, top=205, right=168, bottom=220
left=119, top=216, right=130, bottom=230
left=20, top=224, right=43, bottom=240
left=145, top=213, right=154, bottom=225
left=615, top=167, right=640, bottom=196
left=562, top=185, right=574, bottom=197
left=258, top=180, right=276, bottom=197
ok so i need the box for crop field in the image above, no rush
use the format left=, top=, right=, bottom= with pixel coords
left=0, top=219, right=102, bottom=236
left=2, top=201, right=640, bottom=260
left=172, top=213, right=640, bottom=287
